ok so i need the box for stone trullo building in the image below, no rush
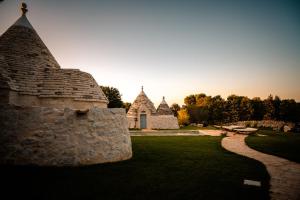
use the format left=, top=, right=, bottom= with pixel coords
left=127, top=87, right=179, bottom=129
left=0, top=3, right=132, bottom=166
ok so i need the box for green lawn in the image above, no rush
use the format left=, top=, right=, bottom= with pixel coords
left=1, top=136, right=269, bottom=200
left=180, top=125, right=218, bottom=130
left=246, top=130, right=300, bottom=163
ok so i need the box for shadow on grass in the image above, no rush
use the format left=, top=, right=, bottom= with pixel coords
left=1, top=137, right=269, bottom=200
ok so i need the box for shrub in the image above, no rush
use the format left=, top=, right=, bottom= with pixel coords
left=177, top=109, right=190, bottom=126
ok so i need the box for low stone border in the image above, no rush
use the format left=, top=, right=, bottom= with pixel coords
left=130, top=130, right=225, bottom=137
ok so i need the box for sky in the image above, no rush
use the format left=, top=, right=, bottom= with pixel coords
left=1, top=0, right=300, bottom=106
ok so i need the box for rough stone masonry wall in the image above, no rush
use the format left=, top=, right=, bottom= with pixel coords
left=150, top=115, right=179, bottom=129
left=127, top=116, right=137, bottom=129
left=235, top=120, right=295, bottom=131
left=0, top=89, right=9, bottom=105
left=0, top=105, right=132, bottom=166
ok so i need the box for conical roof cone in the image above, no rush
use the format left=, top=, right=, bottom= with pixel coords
left=0, top=6, right=60, bottom=92
left=0, top=3, right=108, bottom=103
left=127, top=87, right=156, bottom=116
left=1, top=14, right=60, bottom=69
left=156, top=96, right=173, bottom=115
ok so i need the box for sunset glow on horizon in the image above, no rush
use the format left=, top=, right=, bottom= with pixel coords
left=1, top=0, right=299, bottom=107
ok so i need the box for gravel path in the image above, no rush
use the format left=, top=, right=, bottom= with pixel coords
left=222, top=134, right=300, bottom=200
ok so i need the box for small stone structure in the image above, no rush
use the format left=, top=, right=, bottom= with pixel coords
left=0, top=4, right=132, bottom=166
left=127, top=87, right=179, bottom=129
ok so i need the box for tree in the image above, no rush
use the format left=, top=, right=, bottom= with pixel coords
left=177, top=108, right=190, bottom=126
left=100, top=86, right=123, bottom=108
left=226, top=95, right=242, bottom=122
left=273, top=95, right=281, bottom=120
left=279, top=99, right=297, bottom=122
left=209, top=95, right=225, bottom=123
left=187, top=105, right=209, bottom=124
left=184, top=95, right=196, bottom=106
left=239, top=97, right=253, bottom=121
left=122, top=102, right=131, bottom=113
left=251, top=97, right=264, bottom=120
left=263, top=95, right=275, bottom=120
left=297, top=103, right=300, bottom=122
left=195, top=93, right=207, bottom=107
left=170, top=103, right=180, bottom=117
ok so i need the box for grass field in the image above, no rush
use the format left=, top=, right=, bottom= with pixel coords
left=246, top=130, right=300, bottom=163
left=1, top=136, right=270, bottom=200
left=180, top=125, right=218, bottom=130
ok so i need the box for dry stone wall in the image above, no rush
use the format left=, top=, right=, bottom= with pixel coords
left=0, top=105, right=132, bottom=166
left=235, top=120, right=295, bottom=132
left=127, top=115, right=179, bottom=129
left=127, top=116, right=137, bottom=129
left=151, top=115, right=179, bottom=129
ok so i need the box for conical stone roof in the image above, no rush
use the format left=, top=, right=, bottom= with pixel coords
left=0, top=7, right=108, bottom=103
left=156, top=96, right=173, bottom=115
left=127, top=87, right=156, bottom=117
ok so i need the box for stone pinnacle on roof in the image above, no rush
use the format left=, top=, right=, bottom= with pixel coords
left=12, top=2, right=33, bottom=29
left=21, top=2, right=28, bottom=15
left=161, top=96, right=167, bottom=104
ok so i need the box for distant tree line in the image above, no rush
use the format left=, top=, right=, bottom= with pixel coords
left=171, top=94, right=300, bottom=125
left=100, top=86, right=300, bottom=124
